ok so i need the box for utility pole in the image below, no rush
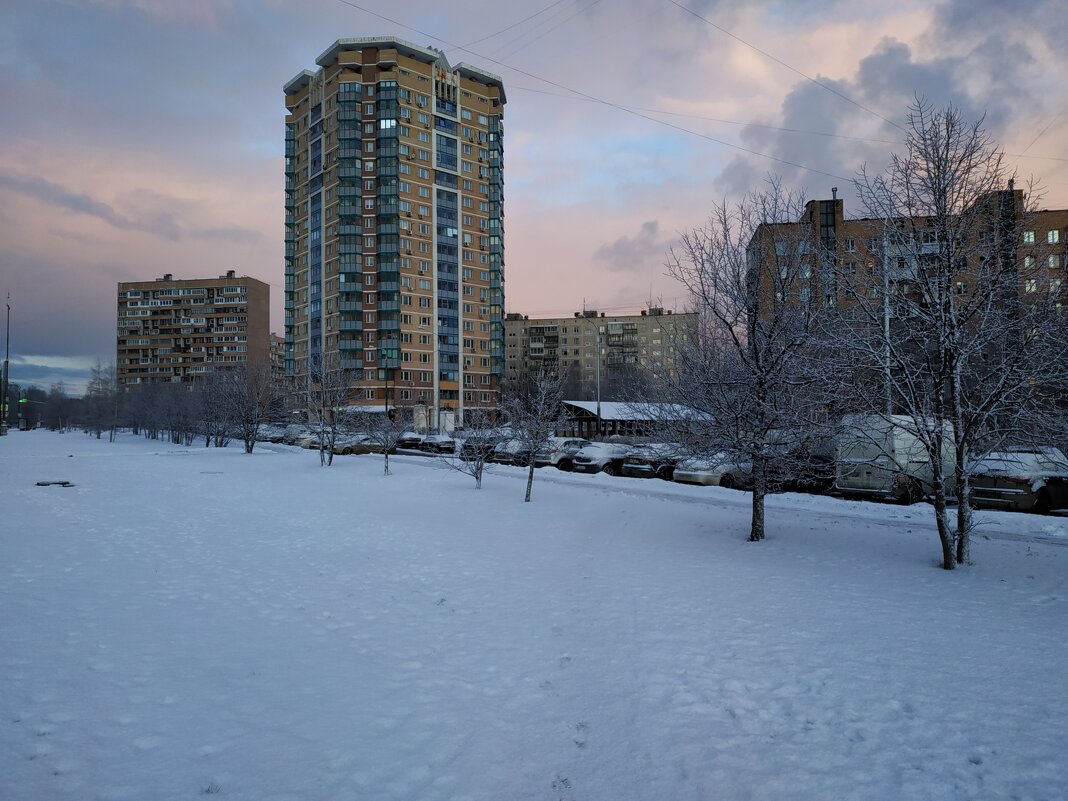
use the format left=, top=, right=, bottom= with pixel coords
left=1, top=293, right=10, bottom=436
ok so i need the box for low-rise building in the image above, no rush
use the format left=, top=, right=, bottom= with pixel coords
left=505, top=306, right=695, bottom=400
left=116, top=271, right=270, bottom=386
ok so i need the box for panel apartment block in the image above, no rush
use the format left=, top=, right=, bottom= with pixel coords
left=505, top=307, right=696, bottom=399
left=116, top=272, right=270, bottom=386
left=283, top=37, right=506, bottom=423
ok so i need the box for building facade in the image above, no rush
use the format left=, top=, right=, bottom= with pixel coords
left=284, top=37, right=506, bottom=424
left=753, top=191, right=1067, bottom=319
left=505, top=307, right=696, bottom=400
left=116, top=272, right=270, bottom=386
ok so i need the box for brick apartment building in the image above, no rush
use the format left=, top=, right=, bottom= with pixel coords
left=283, top=37, right=505, bottom=425
left=116, top=271, right=270, bottom=386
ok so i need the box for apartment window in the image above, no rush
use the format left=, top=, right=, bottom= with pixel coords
left=1050, top=254, right=1062, bottom=269
left=844, top=238, right=856, bottom=253
left=866, top=238, right=878, bottom=251
left=1048, top=230, right=1061, bottom=244
left=1025, top=278, right=1037, bottom=294
left=1023, top=230, right=1035, bottom=244
left=1025, top=255, right=1036, bottom=269
left=955, top=281, right=968, bottom=295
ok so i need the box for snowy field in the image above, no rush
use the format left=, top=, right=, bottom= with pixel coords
left=2, top=430, right=1066, bottom=801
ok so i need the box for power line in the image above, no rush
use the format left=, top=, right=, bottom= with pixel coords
left=462, top=0, right=570, bottom=48
left=665, top=0, right=906, bottom=133
left=494, top=0, right=604, bottom=60
left=328, top=0, right=852, bottom=181
left=1012, top=108, right=1064, bottom=172
left=510, top=83, right=904, bottom=146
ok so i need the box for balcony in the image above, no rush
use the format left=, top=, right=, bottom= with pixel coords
left=339, top=319, right=363, bottom=332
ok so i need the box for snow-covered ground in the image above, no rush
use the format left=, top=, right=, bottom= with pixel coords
left=2, top=430, right=1065, bottom=801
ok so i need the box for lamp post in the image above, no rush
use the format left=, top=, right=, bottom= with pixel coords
left=1, top=294, right=10, bottom=436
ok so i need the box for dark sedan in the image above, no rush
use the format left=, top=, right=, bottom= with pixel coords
left=969, top=447, right=1068, bottom=514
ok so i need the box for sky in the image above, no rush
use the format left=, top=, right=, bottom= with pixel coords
left=2, top=0, right=1067, bottom=394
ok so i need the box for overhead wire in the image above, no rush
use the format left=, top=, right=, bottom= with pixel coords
left=462, top=0, right=570, bottom=48
left=509, top=83, right=904, bottom=146
left=665, top=0, right=907, bottom=133
left=328, top=0, right=853, bottom=181
left=494, top=0, right=605, bottom=60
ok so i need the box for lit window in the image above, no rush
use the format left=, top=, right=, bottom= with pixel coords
left=1048, top=230, right=1061, bottom=244
left=1023, top=230, right=1035, bottom=244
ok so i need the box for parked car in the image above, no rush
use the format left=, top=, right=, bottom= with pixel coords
left=766, top=440, right=836, bottom=494
left=257, top=423, right=288, bottom=443
left=333, top=434, right=377, bottom=455
left=534, top=437, right=592, bottom=471
left=492, top=438, right=537, bottom=467
left=396, top=432, right=425, bottom=450
left=459, top=434, right=508, bottom=462
left=968, top=447, right=1068, bottom=514
left=621, top=443, right=682, bottom=480
left=835, top=414, right=954, bottom=504
left=571, top=443, right=632, bottom=476
left=419, top=434, right=456, bottom=454
left=282, top=424, right=313, bottom=446
left=672, top=453, right=753, bottom=488
left=297, top=432, right=324, bottom=449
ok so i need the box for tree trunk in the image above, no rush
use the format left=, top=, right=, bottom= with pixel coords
left=955, top=473, right=973, bottom=565
left=524, top=462, right=535, bottom=502
left=383, top=452, right=391, bottom=476
left=750, top=457, right=766, bottom=542
left=932, top=482, right=956, bottom=570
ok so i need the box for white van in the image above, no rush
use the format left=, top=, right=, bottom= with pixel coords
left=835, top=414, right=955, bottom=504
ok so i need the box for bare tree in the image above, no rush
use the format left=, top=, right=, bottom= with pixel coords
left=445, top=408, right=499, bottom=489
left=356, top=405, right=411, bottom=476
left=304, top=354, right=356, bottom=466
left=501, top=367, right=568, bottom=502
left=224, top=365, right=279, bottom=454
left=44, top=382, right=74, bottom=432
left=843, top=98, right=1068, bottom=568
left=82, top=359, right=120, bottom=440
left=197, top=372, right=235, bottom=448
left=666, top=179, right=829, bottom=541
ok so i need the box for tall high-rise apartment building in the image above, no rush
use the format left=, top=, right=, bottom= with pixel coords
left=284, top=37, right=506, bottom=424
left=116, top=272, right=270, bottom=386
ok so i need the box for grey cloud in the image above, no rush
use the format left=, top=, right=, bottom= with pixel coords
left=0, top=173, right=137, bottom=231
left=193, top=226, right=264, bottom=243
left=594, top=220, right=677, bottom=272
left=713, top=1, right=1068, bottom=208
left=0, top=172, right=262, bottom=243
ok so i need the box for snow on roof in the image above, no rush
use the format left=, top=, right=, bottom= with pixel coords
left=562, top=400, right=708, bottom=422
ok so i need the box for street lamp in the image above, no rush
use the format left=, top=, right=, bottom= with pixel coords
left=1, top=293, right=9, bottom=436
